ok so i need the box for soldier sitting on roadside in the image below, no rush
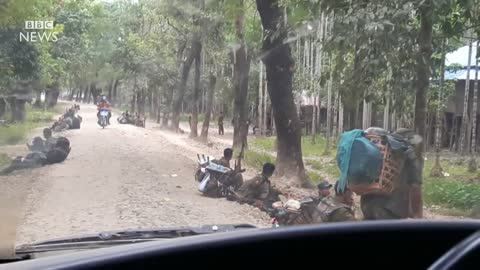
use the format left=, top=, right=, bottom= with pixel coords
left=235, top=163, right=277, bottom=209
left=212, top=148, right=244, bottom=190
left=312, top=181, right=356, bottom=223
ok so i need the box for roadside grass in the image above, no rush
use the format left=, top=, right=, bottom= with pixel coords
left=423, top=158, right=480, bottom=215
left=250, top=135, right=337, bottom=157
left=247, top=135, right=338, bottom=184
left=0, top=106, right=58, bottom=146
left=0, top=153, right=10, bottom=168
left=248, top=135, right=480, bottom=217
left=244, top=149, right=274, bottom=169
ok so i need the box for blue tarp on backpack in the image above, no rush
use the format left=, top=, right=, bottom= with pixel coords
left=336, top=129, right=383, bottom=193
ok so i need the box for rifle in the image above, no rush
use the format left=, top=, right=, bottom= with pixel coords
left=234, top=140, right=246, bottom=174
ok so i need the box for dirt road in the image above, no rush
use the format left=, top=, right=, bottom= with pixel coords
left=0, top=105, right=270, bottom=247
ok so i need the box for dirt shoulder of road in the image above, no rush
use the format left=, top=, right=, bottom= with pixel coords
left=143, top=119, right=460, bottom=220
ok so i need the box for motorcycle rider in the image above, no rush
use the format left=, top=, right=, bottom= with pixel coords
left=97, top=95, right=112, bottom=125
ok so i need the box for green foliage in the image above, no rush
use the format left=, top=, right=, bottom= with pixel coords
left=0, top=106, right=56, bottom=146
left=307, top=171, right=323, bottom=183
left=251, top=135, right=335, bottom=158
left=0, top=153, right=11, bottom=168
left=424, top=179, right=480, bottom=210
left=244, top=149, right=274, bottom=169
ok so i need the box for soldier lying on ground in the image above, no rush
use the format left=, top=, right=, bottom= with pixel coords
left=0, top=137, right=71, bottom=175
left=27, top=136, right=45, bottom=152
left=52, top=116, right=71, bottom=132
left=234, top=163, right=277, bottom=209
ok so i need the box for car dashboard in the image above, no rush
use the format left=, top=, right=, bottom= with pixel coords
left=1, top=220, right=479, bottom=270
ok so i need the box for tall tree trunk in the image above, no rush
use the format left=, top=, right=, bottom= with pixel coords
left=170, top=0, right=204, bottom=131
left=338, top=96, right=344, bottom=135
left=258, top=62, right=264, bottom=135
left=130, top=92, right=136, bottom=113
left=431, top=38, right=446, bottom=177
left=91, top=84, right=100, bottom=105
left=83, top=85, right=90, bottom=103
left=107, top=80, right=114, bottom=102
left=469, top=40, right=479, bottom=172
left=34, top=90, right=42, bottom=107
left=332, top=90, right=339, bottom=141
left=324, top=55, right=333, bottom=154
left=76, top=87, right=82, bottom=103
left=414, top=0, right=433, bottom=146
left=200, top=73, right=217, bottom=140
left=460, top=39, right=474, bottom=153
left=383, top=93, right=390, bottom=130
left=233, top=1, right=250, bottom=148
left=256, top=0, right=311, bottom=187
left=45, top=84, right=60, bottom=109
left=9, top=98, right=26, bottom=122
left=170, top=39, right=201, bottom=131
left=112, top=79, right=119, bottom=106
left=68, top=89, right=75, bottom=101
left=412, top=0, right=432, bottom=219
left=163, top=41, right=187, bottom=128
left=0, top=98, right=5, bottom=119
left=190, top=47, right=202, bottom=138
left=137, top=89, right=146, bottom=115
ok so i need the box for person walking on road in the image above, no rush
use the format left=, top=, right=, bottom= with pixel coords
left=218, top=112, right=224, bottom=135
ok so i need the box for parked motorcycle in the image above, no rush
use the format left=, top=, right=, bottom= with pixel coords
left=196, top=154, right=240, bottom=198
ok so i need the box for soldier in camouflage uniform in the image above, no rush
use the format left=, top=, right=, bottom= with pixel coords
left=236, top=163, right=276, bottom=209
left=213, top=148, right=244, bottom=190
left=316, top=181, right=332, bottom=200
left=359, top=128, right=423, bottom=220
left=312, top=181, right=356, bottom=223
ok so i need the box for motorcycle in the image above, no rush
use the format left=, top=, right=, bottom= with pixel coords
left=99, top=109, right=110, bottom=129
left=196, top=154, right=239, bottom=198
left=117, top=114, right=132, bottom=124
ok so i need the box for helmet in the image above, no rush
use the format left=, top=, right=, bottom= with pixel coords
left=101, top=96, right=106, bottom=101
left=364, top=127, right=387, bottom=136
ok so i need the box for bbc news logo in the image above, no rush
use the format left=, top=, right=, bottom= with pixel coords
left=19, top=21, right=59, bottom=43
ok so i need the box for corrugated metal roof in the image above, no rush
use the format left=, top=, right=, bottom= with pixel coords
left=445, top=42, right=479, bottom=67
left=445, top=68, right=480, bottom=80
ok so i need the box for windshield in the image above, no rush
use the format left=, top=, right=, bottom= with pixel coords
left=0, top=0, right=479, bottom=250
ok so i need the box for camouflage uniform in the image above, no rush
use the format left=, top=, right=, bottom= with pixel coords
left=0, top=145, right=70, bottom=175
left=312, top=196, right=356, bottom=223
left=236, top=174, right=270, bottom=204
left=213, top=157, right=243, bottom=189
